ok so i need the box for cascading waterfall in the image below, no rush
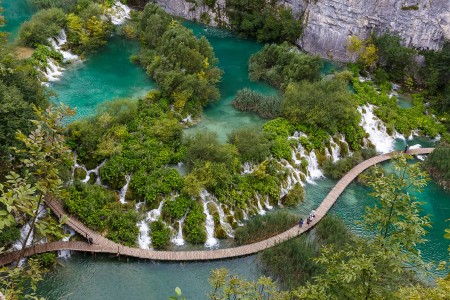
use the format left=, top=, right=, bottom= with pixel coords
left=58, top=226, right=76, bottom=258
left=50, top=30, right=79, bottom=63
left=106, top=1, right=131, bottom=25
left=200, top=190, right=219, bottom=248
left=358, top=104, right=405, bottom=153
left=119, top=175, right=131, bottom=204
left=171, top=214, right=187, bottom=246
left=41, top=59, right=64, bottom=84
left=241, top=162, right=254, bottom=174
left=305, top=150, right=323, bottom=183
left=137, top=221, right=151, bottom=249
left=255, top=193, right=266, bottom=215
left=329, top=137, right=340, bottom=162
left=72, top=158, right=107, bottom=186
left=215, top=204, right=234, bottom=238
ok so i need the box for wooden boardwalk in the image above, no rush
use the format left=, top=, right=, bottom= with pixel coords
left=0, top=148, right=434, bottom=266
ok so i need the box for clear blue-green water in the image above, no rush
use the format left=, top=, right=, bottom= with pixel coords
left=0, top=0, right=34, bottom=41
left=50, top=35, right=155, bottom=122
left=2, top=2, right=449, bottom=298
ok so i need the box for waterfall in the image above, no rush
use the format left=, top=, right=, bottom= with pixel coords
left=137, top=221, right=151, bottom=249
left=106, top=1, right=131, bottom=25
left=181, top=115, right=193, bottom=124
left=200, top=190, right=219, bottom=248
left=58, top=226, right=76, bottom=258
left=241, top=162, right=254, bottom=175
left=216, top=204, right=234, bottom=238
left=408, top=129, right=420, bottom=140
left=119, top=174, right=131, bottom=204
left=306, top=150, right=323, bottom=183
left=264, top=195, right=273, bottom=210
left=147, top=200, right=165, bottom=222
left=41, top=58, right=64, bottom=83
left=358, top=104, right=403, bottom=153
left=255, top=193, right=266, bottom=215
left=49, top=30, right=79, bottom=63
left=329, top=137, right=340, bottom=162
left=171, top=214, right=187, bottom=246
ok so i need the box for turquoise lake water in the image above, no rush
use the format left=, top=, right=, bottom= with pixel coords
left=2, top=1, right=449, bottom=298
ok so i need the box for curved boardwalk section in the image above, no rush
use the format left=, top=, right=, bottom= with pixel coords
left=0, top=148, right=433, bottom=265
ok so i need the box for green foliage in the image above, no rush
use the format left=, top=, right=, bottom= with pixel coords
left=30, top=44, right=64, bottom=68
left=162, top=194, right=193, bottom=221
left=208, top=268, right=288, bottom=299
left=134, top=3, right=223, bottom=116
left=282, top=183, right=304, bottom=206
left=232, top=88, right=282, bottom=118
left=0, top=224, right=20, bottom=248
left=130, top=167, right=184, bottom=205
left=30, top=0, right=78, bottom=10
left=228, top=128, right=272, bottom=163
left=184, top=201, right=206, bottom=244
left=424, top=143, right=450, bottom=189
left=150, top=219, right=171, bottom=249
left=106, top=208, right=139, bottom=246
left=64, top=182, right=116, bottom=231
left=249, top=43, right=323, bottom=89
left=234, top=211, right=298, bottom=245
left=66, top=5, right=114, bottom=54
left=322, top=148, right=376, bottom=179
left=19, top=8, right=66, bottom=47
left=260, top=216, right=350, bottom=290
left=262, top=117, right=294, bottom=138
left=373, top=33, right=416, bottom=82
left=226, top=0, right=301, bottom=43
left=282, top=79, right=361, bottom=134
left=32, top=252, right=57, bottom=268
left=184, top=131, right=238, bottom=170
left=353, top=79, right=446, bottom=138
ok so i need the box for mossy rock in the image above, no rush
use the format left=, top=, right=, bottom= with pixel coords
left=234, top=209, right=244, bottom=221
left=214, top=225, right=228, bottom=239
left=226, top=215, right=234, bottom=225
left=282, top=183, right=304, bottom=207
left=74, top=167, right=87, bottom=181
left=339, top=140, right=349, bottom=157
left=212, top=212, right=220, bottom=226
left=88, top=173, right=97, bottom=185
left=207, top=202, right=218, bottom=215
left=231, top=220, right=238, bottom=229
left=84, top=158, right=100, bottom=171
left=221, top=204, right=230, bottom=215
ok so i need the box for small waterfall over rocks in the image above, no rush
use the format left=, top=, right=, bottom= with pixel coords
left=72, top=158, right=107, bottom=186
left=106, top=1, right=131, bottom=25
left=171, top=214, right=187, bottom=246
left=200, top=190, right=219, bottom=248
left=58, top=226, right=76, bottom=258
left=50, top=30, right=79, bottom=63
left=241, top=162, right=255, bottom=175
left=358, top=104, right=405, bottom=153
left=137, top=220, right=151, bottom=249
left=119, top=175, right=131, bottom=204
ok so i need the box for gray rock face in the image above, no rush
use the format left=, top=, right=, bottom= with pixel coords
left=293, top=0, right=450, bottom=61
left=153, top=0, right=450, bottom=61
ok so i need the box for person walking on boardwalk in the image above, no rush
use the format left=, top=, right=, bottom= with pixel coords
left=306, top=216, right=311, bottom=225
left=310, top=209, right=316, bottom=219
left=299, top=218, right=304, bottom=228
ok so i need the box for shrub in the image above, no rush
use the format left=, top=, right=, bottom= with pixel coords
left=0, top=225, right=20, bottom=248
left=19, top=8, right=66, bottom=47
left=282, top=183, right=304, bottom=207
left=162, top=194, right=193, bottom=222
left=424, top=143, right=450, bottom=189
left=232, top=88, right=282, bottom=118
left=150, top=220, right=171, bottom=249
left=184, top=202, right=206, bottom=244
left=249, top=43, right=323, bottom=89
left=32, top=252, right=57, bottom=268
left=106, top=208, right=139, bottom=247
left=228, top=128, right=272, bottom=163
left=234, top=211, right=298, bottom=245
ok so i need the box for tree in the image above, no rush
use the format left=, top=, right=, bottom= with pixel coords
left=0, top=105, right=74, bottom=299
left=346, top=35, right=378, bottom=71
left=293, top=155, right=431, bottom=299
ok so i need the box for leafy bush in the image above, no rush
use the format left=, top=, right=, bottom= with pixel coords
left=226, top=0, right=301, bottom=43
left=162, top=194, right=193, bottom=222
left=322, top=148, right=376, bottom=180
left=228, top=128, right=272, bottom=163
left=259, top=215, right=351, bottom=289
left=150, top=220, right=171, bottom=249
left=184, top=202, right=206, bottom=244
left=19, top=8, right=66, bottom=47
left=0, top=224, right=20, bottom=248
left=282, top=79, right=360, bottom=134
left=106, top=208, right=139, bottom=247
left=232, top=88, right=282, bottom=118
left=32, top=252, right=57, bottom=268
left=234, top=211, right=298, bottom=245
left=282, top=183, right=304, bottom=206
left=249, top=43, right=323, bottom=89
left=64, top=182, right=116, bottom=231
left=424, top=143, right=450, bottom=189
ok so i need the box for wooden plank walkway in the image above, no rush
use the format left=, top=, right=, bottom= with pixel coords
left=0, top=148, right=434, bottom=266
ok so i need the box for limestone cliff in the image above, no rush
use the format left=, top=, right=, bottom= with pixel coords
left=152, top=0, right=450, bottom=61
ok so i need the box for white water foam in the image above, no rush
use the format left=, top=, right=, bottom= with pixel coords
left=200, top=190, right=219, bottom=248
left=242, top=162, right=254, bottom=175
left=358, top=104, right=405, bottom=153
left=119, top=174, right=131, bottom=204
left=171, top=214, right=187, bottom=246
left=58, top=226, right=76, bottom=258
left=50, top=30, right=79, bottom=63
left=106, top=1, right=131, bottom=25
left=137, top=220, right=151, bottom=249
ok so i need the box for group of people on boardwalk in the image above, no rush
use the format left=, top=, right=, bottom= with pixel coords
left=298, top=209, right=316, bottom=228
